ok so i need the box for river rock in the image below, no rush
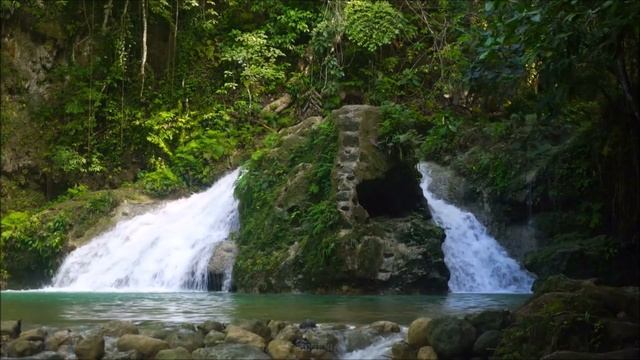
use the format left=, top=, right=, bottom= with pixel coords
left=267, top=320, right=289, bottom=338
left=117, top=334, right=169, bottom=358
left=426, top=316, right=476, bottom=358
left=232, top=320, right=271, bottom=340
left=6, top=338, right=45, bottom=357
left=1, top=320, right=21, bottom=338
left=408, top=317, right=432, bottom=348
left=299, top=319, right=316, bottom=330
left=76, top=334, right=105, bottom=360
left=192, top=343, right=270, bottom=360
left=391, top=341, right=417, bottom=360
left=466, top=310, right=512, bottom=333
left=204, top=330, right=226, bottom=347
left=197, top=320, right=225, bottom=334
left=417, top=346, right=438, bottom=360
left=18, top=327, right=47, bottom=341
left=472, top=330, right=502, bottom=356
left=156, top=346, right=191, bottom=360
left=166, top=329, right=204, bottom=352
left=302, top=329, right=339, bottom=353
left=342, top=327, right=377, bottom=352
left=225, top=325, right=266, bottom=349
left=369, top=320, right=401, bottom=334
left=45, top=329, right=73, bottom=350
left=267, top=339, right=296, bottom=359
left=275, top=325, right=301, bottom=342
left=100, top=321, right=139, bottom=337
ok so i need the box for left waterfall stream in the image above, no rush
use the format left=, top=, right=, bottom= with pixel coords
left=47, top=168, right=241, bottom=292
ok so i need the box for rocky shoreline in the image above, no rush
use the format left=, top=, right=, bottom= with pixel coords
left=1, top=276, right=638, bottom=359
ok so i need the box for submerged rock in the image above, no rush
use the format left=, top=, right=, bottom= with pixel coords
left=166, top=329, right=204, bottom=352
left=100, top=321, right=139, bottom=337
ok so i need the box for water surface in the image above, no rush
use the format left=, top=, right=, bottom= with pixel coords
left=1, top=291, right=529, bottom=329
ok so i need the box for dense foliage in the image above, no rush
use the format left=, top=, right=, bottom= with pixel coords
left=1, top=0, right=638, bottom=289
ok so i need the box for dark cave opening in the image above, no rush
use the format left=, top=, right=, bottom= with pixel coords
left=356, top=165, right=425, bottom=218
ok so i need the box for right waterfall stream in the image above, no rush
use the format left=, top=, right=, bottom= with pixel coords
left=418, top=162, right=535, bottom=293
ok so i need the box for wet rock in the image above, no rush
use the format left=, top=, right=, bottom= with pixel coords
left=342, top=327, right=377, bottom=352
left=192, top=343, right=270, bottom=360
left=472, top=330, right=501, bottom=356
left=232, top=320, right=271, bottom=340
left=417, top=346, right=438, bottom=360
left=204, top=330, right=226, bottom=347
left=426, top=316, right=476, bottom=358
left=466, top=310, right=512, bottom=334
left=369, top=321, right=400, bottom=334
left=45, top=329, right=73, bottom=351
left=76, top=334, right=105, bottom=360
left=207, top=242, right=237, bottom=291
left=267, top=339, right=296, bottom=359
left=1, top=320, right=21, bottom=338
left=18, top=327, right=47, bottom=341
left=197, top=320, right=225, bottom=334
left=100, top=321, right=139, bottom=337
left=116, top=334, right=169, bottom=358
left=141, top=327, right=173, bottom=340
left=156, top=346, right=192, bottom=360
left=6, top=338, right=45, bottom=357
left=275, top=325, right=301, bottom=342
left=166, top=329, right=204, bottom=352
left=224, top=325, right=266, bottom=349
left=267, top=320, right=289, bottom=339
left=299, top=319, right=316, bottom=330
left=302, top=329, right=338, bottom=353
left=408, top=317, right=432, bottom=348
left=391, top=341, right=417, bottom=360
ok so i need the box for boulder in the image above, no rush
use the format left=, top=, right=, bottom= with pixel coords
left=18, top=327, right=47, bottom=341
left=417, top=346, right=438, bottom=360
left=6, top=338, right=45, bottom=357
left=29, top=351, right=65, bottom=360
left=117, top=334, right=169, bottom=358
left=100, top=320, right=139, bottom=337
left=225, top=325, right=266, bottom=349
left=369, top=321, right=401, bottom=334
left=275, top=325, right=301, bottom=342
left=207, top=242, right=237, bottom=291
left=299, top=319, right=316, bottom=330
left=408, top=317, right=432, bottom=348
left=204, top=330, right=226, bottom=347
left=232, top=319, right=271, bottom=340
left=426, top=316, right=476, bottom=358
left=198, top=320, right=225, bottom=334
left=466, top=310, right=512, bottom=333
left=156, top=346, right=192, bottom=360
left=267, top=320, right=289, bottom=339
left=302, top=329, right=339, bottom=353
left=391, top=341, right=417, bottom=360
left=472, top=330, right=501, bottom=356
left=45, top=329, right=73, bottom=351
left=76, top=334, right=105, bottom=360
left=342, top=327, right=377, bottom=352
left=0, top=320, right=21, bottom=338
left=267, top=339, right=296, bottom=359
left=166, top=329, right=204, bottom=352
left=192, top=343, right=270, bottom=360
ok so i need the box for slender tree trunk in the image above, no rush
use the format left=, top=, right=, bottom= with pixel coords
left=120, top=0, right=129, bottom=150
left=101, top=0, right=113, bottom=33
left=140, top=0, right=148, bottom=98
left=171, top=0, right=179, bottom=95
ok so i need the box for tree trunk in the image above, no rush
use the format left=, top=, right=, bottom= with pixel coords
left=140, top=0, right=147, bottom=98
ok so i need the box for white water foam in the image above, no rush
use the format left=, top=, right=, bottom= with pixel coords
left=49, top=169, right=241, bottom=292
left=418, top=162, right=534, bottom=293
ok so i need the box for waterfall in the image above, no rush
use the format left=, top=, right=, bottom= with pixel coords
left=50, top=169, right=241, bottom=292
left=418, top=162, right=534, bottom=293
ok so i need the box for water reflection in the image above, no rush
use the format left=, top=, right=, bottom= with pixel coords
left=1, top=291, right=529, bottom=329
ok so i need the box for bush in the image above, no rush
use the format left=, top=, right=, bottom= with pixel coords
left=139, top=164, right=184, bottom=197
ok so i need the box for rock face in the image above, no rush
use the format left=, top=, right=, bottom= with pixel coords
left=207, top=241, right=237, bottom=291
left=233, top=105, right=449, bottom=293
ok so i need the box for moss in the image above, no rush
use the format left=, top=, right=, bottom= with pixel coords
left=233, top=117, right=342, bottom=291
